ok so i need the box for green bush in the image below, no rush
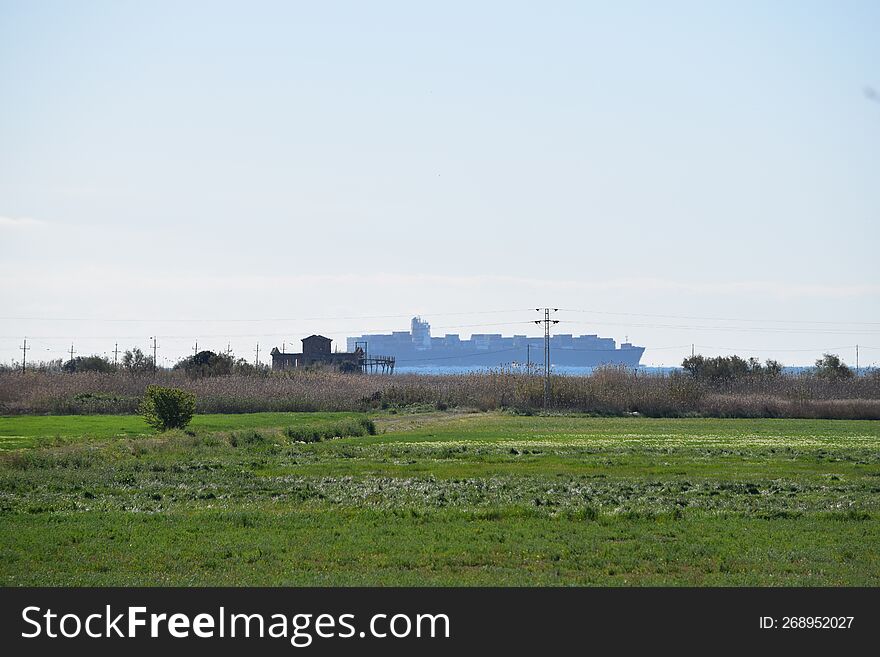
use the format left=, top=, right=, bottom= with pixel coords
left=229, top=429, right=267, bottom=446
left=284, top=426, right=324, bottom=443
left=283, top=417, right=377, bottom=443
left=139, top=385, right=196, bottom=431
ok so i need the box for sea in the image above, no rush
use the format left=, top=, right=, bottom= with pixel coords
left=392, top=365, right=834, bottom=376
left=393, top=365, right=675, bottom=376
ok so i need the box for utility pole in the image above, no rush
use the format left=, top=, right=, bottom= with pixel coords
left=20, top=338, right=29, bottom=373
left=856, top=344, right=859, bottom=375
left=113, top=343, right=120, bottom=367
left=68, top=343, right=76, bottom=363
left=526, top=343, right=531, bottom=370
left=255, top=342, right=260, bottom=367
left=150, top=336, right=158, bottom=371
left=226, top=343, right=232, bottom=358
left=692, top=344, right=695, bottom=358
left=534, top=308, right=559, bottom=411
left=193, top=340, right=199, bottom=357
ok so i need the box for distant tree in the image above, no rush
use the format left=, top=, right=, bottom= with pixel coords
left=681, top=355, right=705, bottom=377
left=173, top=350, right=234, bottom=377
left=682, top=354, right=778, bottom=382
left=139, top=385, right=196, bottom=431
left=763, top=359, right=784, bottom=377
left=682, top=355, right=750, bottom=381
left=62, top=355, right=115, bottom=373
left=122, top=348, right=155, bottom=373
left=228, top=358, right=255, bottom=375
left=815, top=353, right=853, bottom=380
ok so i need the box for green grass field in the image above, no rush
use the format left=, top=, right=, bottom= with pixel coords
left=1, top=411, right=878, bottom=585
left=0, top=411, right=364, bottom=450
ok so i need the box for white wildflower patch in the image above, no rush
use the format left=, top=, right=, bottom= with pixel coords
left=397, top=432, right=880, bottom=450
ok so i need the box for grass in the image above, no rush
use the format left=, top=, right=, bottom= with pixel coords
left=1, top=411, right=878, bottom=586
left=4, top=510, right=877, bottom=586
left=0, top=411, right=364, bottom=449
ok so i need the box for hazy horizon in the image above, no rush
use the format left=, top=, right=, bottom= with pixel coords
left=2, top=1, right=878, bottom=367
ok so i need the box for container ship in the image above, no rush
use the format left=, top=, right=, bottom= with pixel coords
left=347, top=317, right=645, bottom=369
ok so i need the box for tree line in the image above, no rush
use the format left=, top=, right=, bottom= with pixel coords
left=0, top=349, right=864, bottom=380
left=1, top=348, right=266, bottom=376
left=681, top=353, right=856, bottom=382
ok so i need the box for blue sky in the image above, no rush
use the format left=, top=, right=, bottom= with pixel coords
left=1, top=1, right=878, bottom=367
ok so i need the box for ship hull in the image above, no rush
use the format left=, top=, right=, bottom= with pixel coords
left=371, top=345, right=645, bottom=368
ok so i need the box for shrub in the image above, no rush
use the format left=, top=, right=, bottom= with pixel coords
left=283, top=417, right=376, bottom=443
left=229, top=429, right=267, bottom=447
left=139, top=385, right=196, bottom=431
left=284, top=426, right=323, bottom=443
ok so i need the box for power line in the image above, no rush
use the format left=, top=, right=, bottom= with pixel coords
left=6, top=307, right=877, bottom=327
left=556, top=320, right=880, bottom=336
left=0, top=321, right=538, bottom=341
left=0, top=309, right=534, bottom=323
left=693, top=344, right=854, bottom=353
left=560, top=307, right=880, bottom=327
left=642, top=344, right=694, bottom=351
left=4, top=305, right=880, bottom=368
left=7, top=339, right=866, bottom=359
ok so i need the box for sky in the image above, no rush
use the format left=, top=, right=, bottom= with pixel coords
left=1, top=0, right=879, bottom=368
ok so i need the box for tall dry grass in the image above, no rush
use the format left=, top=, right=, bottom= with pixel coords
left=0, top=367, right=878, bottom=419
